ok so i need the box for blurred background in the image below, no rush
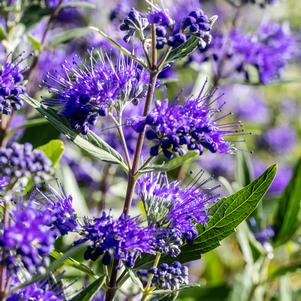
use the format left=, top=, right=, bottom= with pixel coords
left=1, top=0, right=301, bottom=300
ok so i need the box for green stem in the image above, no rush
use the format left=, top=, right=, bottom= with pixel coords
left=140, top=253, right=161, bottom=301
left=110, top=114, right=131, bottom=169
left=105, top=19, right=159, bottom=301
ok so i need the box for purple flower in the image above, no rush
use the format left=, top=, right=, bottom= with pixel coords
left=136, top=173, right=219, bottom=255
left=43, top=50, right=149, bottom=135
left=33, top=185, right=78, bottom=236
left=120, top=5, right=213, bottom=50
left=198, top=22, right=295, bottom=84
left=119, top=8, right=149, bottom=43
left=74, top=211, right=155, bottom=267
left=8, top=282, right=63, bottom=301
left=138, top=261, right=189, bottom=290
left=0, top=143, right=53, bottom=185
left=249, top=217, right=274, bottom=251
left=0, top=54, right=27, bottom=115
left=257, top=125, right=297, bottom=155
left=132, top=86, right=240, bottom=159
left=0, top=202, right=55, bottom=273
left=0, top=176, right=9, bottom=190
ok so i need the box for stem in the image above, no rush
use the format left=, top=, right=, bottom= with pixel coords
left=105, top=21, right=159, bottom=300
left=122, top=71, right=158, bottom=215
left=140, top=253, right=161, bottom=301
left=0, top=200, right=10, bottom=301
left=110, top=114, right=131, bottom=169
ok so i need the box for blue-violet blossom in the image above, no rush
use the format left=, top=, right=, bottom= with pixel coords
left=74, top=211, right=155, bottom=267
left=43, top=51, right=149, bottom=134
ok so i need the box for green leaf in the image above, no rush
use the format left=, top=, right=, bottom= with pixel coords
left=0, top=26, right=7, bottom=41
left=178, top=284, right=230, bottom=301
left=193, top=164, right=277, bottom=253
left=267, top=261, right=301, bottom=282
left=13, top=244, right=86, bottom=291
left=167, top=36, right=199, bottom=62
left=27, top=34, right=42, bottom=52
left=20, top=5, right=52, bottom=28
left=37, top=139, right=64, bottom=167
left=50, top=250, right=96, bottom=278
left=139, top=151, right=199, bottom=173
left=273, top=157, right=301, bottom=246
left=49, top=27, right=92, bottom=47
left=89, top=26, right=148, bottom=69
left=166, top=15, right=217, bottom=64
left=70, top=276, right=105, bottom=301
left=21, top=95, right=128, bottom=171
left=136, top=164, right=277, bottom=268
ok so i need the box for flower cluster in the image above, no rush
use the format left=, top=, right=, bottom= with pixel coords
left=132, top=89, right=239, bottom=159
left=43, top=51, right=149, bottom=135
left=138, top=261, right=189, bottom=290
left=0, top=202, right=55, bottom=273
left=33, top=185, right=78, bottom=236
left=74, top=211, right=155, bottom=267
left=7, top=282, right=63, bottom=301
left=120, top=6, right=214, bottom=50
left=199, top=22, right=295, bottom=84
left=0, top=143, right=53, bottom=185
left=0, top=55, right=27, bottom=115
left=256, top=125, right=297, bottom=155
left=136, top=173, right=218, bottom=256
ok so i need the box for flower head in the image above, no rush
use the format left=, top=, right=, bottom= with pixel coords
left=0, top=143, right=53, bottom=186
left=0, top=54, right=27, bottom=115
left=43, top=51, right=149, bottom=134
left=136, top=173, right=219, bottom=255
left=120, top=5, right=214, bottom=50
left=0, top=202, right=55, bottom=273
left=74, top=211, right=155, bottom=267
left=132, top=86, right=241, bottom=159
left=138, top=261, right=189, bottom=290
left=32, top=185, right=78, bottom=236
left=7, top=282, right=63, bottom=301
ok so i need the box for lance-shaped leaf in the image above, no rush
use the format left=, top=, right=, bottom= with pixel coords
left=38, top=139, right=64, bottom=167
left=272, top=157, right=301, bottom=246
left=192, top=164, right=277, bottom=253
left=21, top=95, right=128, bottom=171
left=166, top=15, right=217, bottom=63
left=167, top=36, right=199, bottom=62
left=135, top=164, right=277, bottom=268
left=70, top=276, right=105, bottom=301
